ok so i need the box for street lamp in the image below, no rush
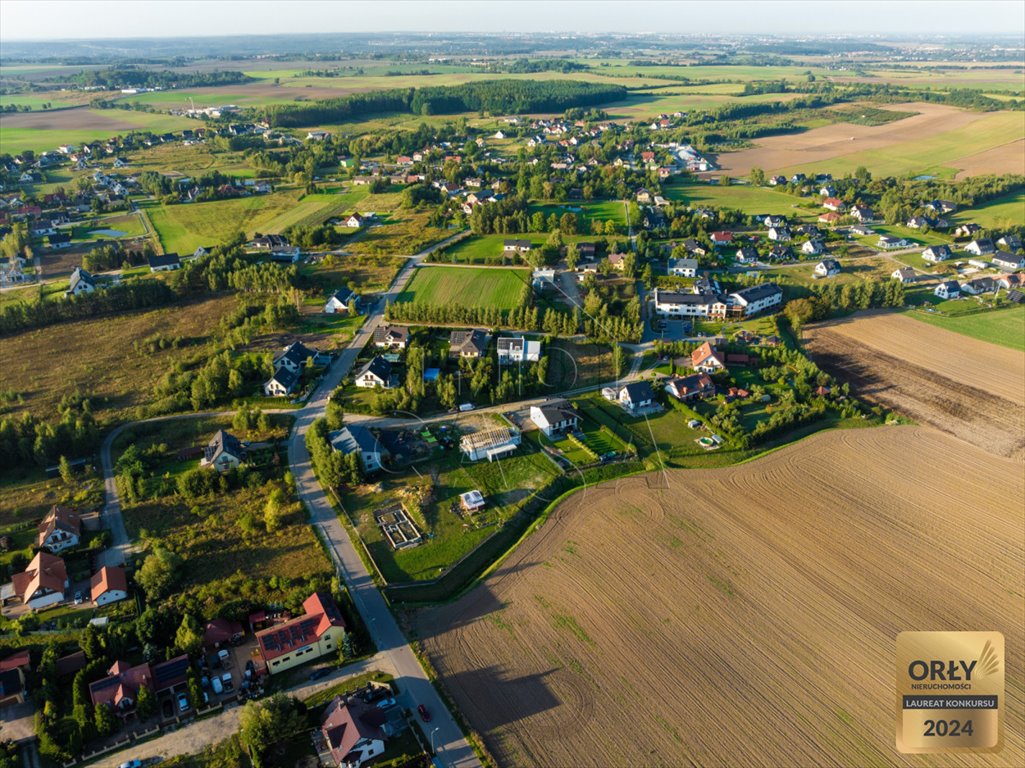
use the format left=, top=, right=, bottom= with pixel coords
left=431, top=727, right=440, bottom=754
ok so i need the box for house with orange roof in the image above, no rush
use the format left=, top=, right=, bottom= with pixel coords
left=89, top=660, right=153, bottom=713
left=38, top=506, right=81, bottom=553
left=9, top=551, right=68, bottom=610
left=91, top=565, right=128, bottom=606
left=256, top=592, right=347, bottom=675
left=691, top=342, right=726, bottom=373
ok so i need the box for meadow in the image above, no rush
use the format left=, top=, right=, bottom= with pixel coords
left=0, top=107, right=195, bottom=154
left=952, top=190, right=1025, bottom=229
left=907, top=304, right=1025, bottom=352
left=665, top=181, right=811, bottom=218
left=397, top=265, right=528, bottom=310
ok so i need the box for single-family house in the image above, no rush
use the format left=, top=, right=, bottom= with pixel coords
left=954, top=223, right=981, bottom=238
left=607, top=252, right=628, bottom=271
left=710, top=231, right=733, bottom=246
left=201, top=429, right=246, bottom=472
left=934, top=281, right=961, bottom=300
left=997, top=273, right=1022, bottom=290
left=665, top=373, right=715, bottom=402
left=997, top=234, right=1022, bottom=251
left=849, top=205, right=874, bottom=222
left=257, top=592, right=347, bottom=675
left=617, top=381, right=655, bottom=413
left=66, top=266, right=96, bottom=297
left=330, top=425, right=384, bottom=473
left=203, top=618, right=245, bottom=650
left=960, top=277, right=996, bottom=295
left=691, top=342, right=725, bottom=373
left=734, top=246, right=758, bottom=264
left=89, top=661, right=153, bottom=713
left=148, top=252, right=181, bottom=272
left=965, top=238, right=995, bottom=256
left=529, top=400, right=580, bottom=437
left=992, top=251, right=1025, bottom=271
left=0, top=668, right=26, bottom=707
left=448, top=329, right=490, bottom=359
left=320, top=695, right=387, bottom=768
left=10, top=552, right=68, bottom=610
left=264, top=367, right=300, bottom=397
left=818, top=211, right=842, bottom=225
left=497, top=336, right=542, bottom=363
left=90, top=566, right=128, bottom=606
left=503, top=239, right=532, bottom=255
left=767, top=226, right=791, bottom=242
left=922, top=244, right=952, bottom=263
left=728, top=283, right=784, bottom=317
left=878, top=235, right=911, bottom=250
left=668, top=257, right=699, bottom=277
left=849, top=224, right=874, bottom=237
left=354, top=357, right=394, bottom=389
left=37, top=506, right=81, bottom=553
left=372, top=325, right=408, bottom=350
left=822, top=197, right=845, bottom=212
left=324, top=289, right=358, bottom=315
left=814, top=258, right=840, bottom=277
left=636, top=188, right=653, bottom=204
left=47, top=232, right=72, bottom=249
left=891, top=267, right=916, bottom=284
left=345, top=212, right=365, bottom=229
left=802, top=239, right=825, bottom=257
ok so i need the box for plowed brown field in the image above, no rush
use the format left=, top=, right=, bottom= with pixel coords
left=804, top=311, right=1025, bottom=460
left=418, top=428, right=1024, bottom=768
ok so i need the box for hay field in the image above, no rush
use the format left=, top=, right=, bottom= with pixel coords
left=418, top=427, right=1024, bottom=768
left=713, top=103, right=1025, bottom=179
left=397, top=266, right=528, bottom=310
left=804, top=311, right=1025, bottom=459
left=0, top=107, right=195, bottom=154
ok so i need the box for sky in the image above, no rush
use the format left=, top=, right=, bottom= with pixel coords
left=0, top=0, right=1023, bottom=40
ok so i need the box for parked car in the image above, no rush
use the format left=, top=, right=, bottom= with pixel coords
left=217, top=649, right=231, bottom=668
left=221, top=672, right=233, bottom=691
left=309, top=667, right=331, bottom=681
left=211, top=676, right=224, bottom=695
left=417, top=704, right=431, bottom=722
left=176, top=692, right=189, bottom=712
left=119, top=761, right=143, bottom=768
left=375, top=696, right=396, bottom=710
left=201, top=675, right=210, bottom=689
left=73, top=590, right=84, bottom=605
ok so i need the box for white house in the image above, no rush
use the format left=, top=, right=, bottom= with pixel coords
left=10, top=552, right=68, bottom=611
left=497, top=337, right=542, bottom=363
left=767, top=226, right=791, bottom=242
left=891, top=267, right=916, bottom=284
left=345, top=213, right=365, bottom=229
left=617, top=381, right=655, bottom=413
left=147, top=253, right=181, bottom=272
left=200, top=430, right=246, bottom=473
left=691, top=342, right=725, bottom=373
left=814, top=258, right=840, bottom=277
left=460, top=426, right=522, bottom=462
left=372, top=325, right=408, bottom=350
left=668, top=257, right=698, bottom=277
left=802, top=240, right=825, bottom=257
left=992, top=251, right=1025, bottom=271
left=878, top=235, right=911, bottom=250
left=354, top=357, right=394, bottom=389
left=922, top=245, right=952, bottom=263
left=529, top=400, right=580, bottom=438
left=66, top=267, right=96, bottom=297
left=90, top=566, right=128, bottom=607
left=934, top=281, right=960, bottom=300
left=964, top=239, right=995, bottom=257
left=320, top=696, right=386, bottom=768
left=264, top=368, right=300, bottom=397
left=324, top=289, right=357, bottom=315
left=37, top=506, right=81, bottom=554
left=330, top=425, right=384, bottom=472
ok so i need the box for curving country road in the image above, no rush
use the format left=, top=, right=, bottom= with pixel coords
left=97, top=231, right=482, bottom=768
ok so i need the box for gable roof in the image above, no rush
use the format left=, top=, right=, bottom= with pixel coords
left=621, top=381, right=654, bottom=403
left=357, top=356, right=392, bottom=383
left=12, top=551, right=66, bottom=602
left=148, top=252, right=181, bottom=269
left=89, top=660, right=152, bottom=708
left=372, top=325, right=408, bottom=345
left=90, top=566, right=127, bottom=601
left=38, top=505, right=81, bottom=548
left=68, top=266, right=95, bottom=292
left=205, top=429, right=245, bottom=463
left=256, top=591, right=345, bottom=662
left=267, top=366, right=300, bottom=393
left=330, top=425, right=380, bottom=457
left=448, top=328, right=490, bottom=356
left=692, top=341, right=725, bottom=369
left=322, top=696, right=385, bottom=763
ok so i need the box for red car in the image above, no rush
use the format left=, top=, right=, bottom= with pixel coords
left=417, top=704, right=431, bottom=722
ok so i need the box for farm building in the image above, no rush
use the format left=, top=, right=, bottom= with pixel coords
left=460, top=425, right=522, bottom=462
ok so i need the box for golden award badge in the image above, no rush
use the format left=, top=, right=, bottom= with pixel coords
left=896, top=631, right=1004, bottom=753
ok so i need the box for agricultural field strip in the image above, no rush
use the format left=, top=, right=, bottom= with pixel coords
left=419, top=427, right=1024, bottom=768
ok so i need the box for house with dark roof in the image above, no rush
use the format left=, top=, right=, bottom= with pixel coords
left=90, top=565, right=128, bottom=606
left=965, top=238, right=995, bottom=256
left=934, top=281, right=960, bottom=300
left=497, top=336, right=541, bottom=363
left=151, top=654, right=190, bottom=694
left=201, top=429, right=246, bottom=472
left=324, top=289, right=358, bottom=315
left=148, top=252, right=181, bottom=272
left=665, top=373, right=715, bottom=402
left=448, top=329, right=490, bottom=359
left=960, top=277, right=996, bottom=295
left=372, top=325, right=408, bottom=350
left=814, top=258, right=840, bottom=277
left=66, top=266, right=96, bottom=297
left=354, top=357, right=394, bottom=389
left=891, top=267, right=917, bottom=284
left=992, top=251, right=1025, bottom=271
left=529, top=400, right=580, bottom=438
left=330, top=425, right=385, bottom=472
left=922, top=244, right=952, bottom=263
left=264, top=366, right=301, bottom=398
left=617, top=381, right=655, bottom=413
left=257, top=592, right=346, bottom=675
left=274, top=341, right=327, bottom=374
left=38, top=506, right=81, bottom=553
left=320, top=695, right=387, bottom=768
left=503, top=239, right=532, bottom=254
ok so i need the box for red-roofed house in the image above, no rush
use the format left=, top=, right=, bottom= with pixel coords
left=38, top=505, right=81, bottom=553
left=89, top=660, right=153, bottom=713
left=320, top=696, right=386, bottom=768
left=10, top=551, right=68, bottom=610
left=256, top=592, right=347, bottom=675
left=822, top=197, right=845, bottom=212
left=91, top=565, right=128, bottom=606
left=691, top=342, right=725, bottom=373
left=710, top=231, right=733, bottom=246
left=204, top=617, right=245, bottom=649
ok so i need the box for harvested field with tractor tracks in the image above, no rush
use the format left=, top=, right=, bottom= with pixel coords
left=804, top=311, right=1025, bottom=460
left=417, top=427, right=1024, bottom=768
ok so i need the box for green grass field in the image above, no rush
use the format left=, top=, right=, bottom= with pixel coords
left=953, top=191, right=1025, bottom=230
left=0, top=109, right=196, bottom=154
left=397, top=266, right=528, bottom=309
left=530, top=200, right=627, bottom=228
left=907, top=304, right=1025, bottom=351
left=144, top=190, right=310, bottom=253
left=666, top=181, right=812, bottom=217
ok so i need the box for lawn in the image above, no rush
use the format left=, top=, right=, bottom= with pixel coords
left=143, top=191, right=308, bottom=254
left=0, top=108, right=196, bottom=155
left=436, top=234, right=543, bottom=265
left=906, top=304, right=1025, bottom=351
left=665, top=181, right=813, bottom=218
left=952, top=191, right=1025, bottom=230
left=529, top=200, right=627, bottom=228
left=397, top=266, right=528, bottom=310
